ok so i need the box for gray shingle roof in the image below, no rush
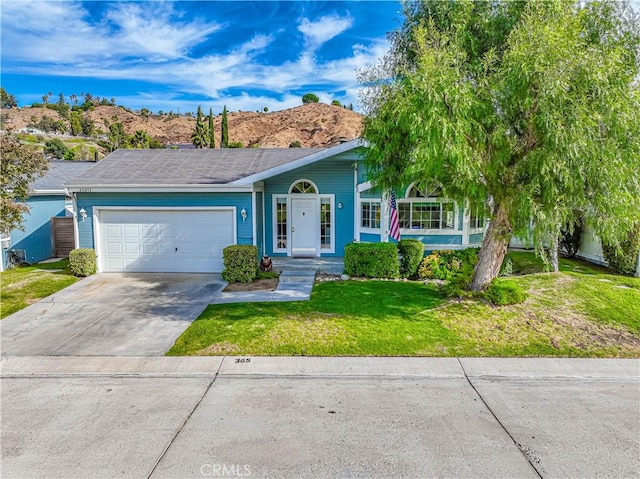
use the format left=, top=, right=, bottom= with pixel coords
left=66, top=148, right=323, bottom=186
left=31, top=160, right=97, bottom=192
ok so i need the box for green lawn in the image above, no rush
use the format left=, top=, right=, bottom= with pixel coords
left=1, top=260, right=79, bottom=319
left=168, top=253, right=640, bottom=358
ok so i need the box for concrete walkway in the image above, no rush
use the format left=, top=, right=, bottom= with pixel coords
left=212, top=270, right=316, bottom=304
left=1, top=357, right=638, bottom=478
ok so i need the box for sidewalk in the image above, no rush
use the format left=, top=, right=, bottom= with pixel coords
left=2, top=357, right=638, bottom=478
left=211, top=270, right=316, bottom=304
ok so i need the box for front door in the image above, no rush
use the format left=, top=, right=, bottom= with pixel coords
left=291, top=198, right=317, bottom=256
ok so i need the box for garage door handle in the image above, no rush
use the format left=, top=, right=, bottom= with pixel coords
left=175, top=247, right=178, bottom=252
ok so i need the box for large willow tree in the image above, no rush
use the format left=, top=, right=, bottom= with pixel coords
left=361, top=0, right=640, bottom=291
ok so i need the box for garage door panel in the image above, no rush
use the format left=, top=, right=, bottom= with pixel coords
left=99, top=209, right=235, bottom=273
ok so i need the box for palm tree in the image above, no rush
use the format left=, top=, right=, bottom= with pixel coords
left=130, top=130, right=150, bottom=148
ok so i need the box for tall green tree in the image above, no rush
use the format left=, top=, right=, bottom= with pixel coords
left=221, top=105, right=229, bottom=148
left=191, top=105, right=209, bottom=149
left=360, top=0, right=640, bottom=291
left=129, top=130, right=151, bottom=148
left=208, top=108, right=215, bottom=148
left=1, top=133, right=48, bottom=233
left=0, top=88, right=18, bottom=108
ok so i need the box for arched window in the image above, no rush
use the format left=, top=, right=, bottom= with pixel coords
left=289, top=179, right=318, bottom=194
left=405, top=183, right=441, bottom=198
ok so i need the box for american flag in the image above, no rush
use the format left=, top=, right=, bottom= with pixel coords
left=388, top=190, right=400, bottom=241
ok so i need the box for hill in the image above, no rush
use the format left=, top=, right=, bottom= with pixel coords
left=1, top=102, right=363, bottom=149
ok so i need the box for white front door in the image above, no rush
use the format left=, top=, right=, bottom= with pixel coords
left=291, top=198, right=317, bottom=256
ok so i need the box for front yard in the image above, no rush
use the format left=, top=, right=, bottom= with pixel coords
left=168, top=253, right=640, bottom=358
left=0, top=260, right=78, bottom=319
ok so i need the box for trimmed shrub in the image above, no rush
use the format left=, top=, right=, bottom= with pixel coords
left=602, top=223, right=640, bottom=275
left=499, top=254, right=513, bottom=277
left=69, top=248, right=96, bottom=277
left=344, top=242, right=399, bottom=278
left=559, top=216, right=583, bottom=258
left=484, top=279, right=528, bottom=306
left=418, top=249, right=466, bottom=281
left=222, top=245, right=258, bottom=283
left=398, top=239, right=424, bottom=279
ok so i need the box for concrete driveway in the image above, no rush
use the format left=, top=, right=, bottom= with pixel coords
left=0, top=273, right=224, bottom=356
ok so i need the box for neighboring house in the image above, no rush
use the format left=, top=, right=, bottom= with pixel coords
left=65, top=140, right=487, bottom=273
left=1, top=160, right=96, bottom=271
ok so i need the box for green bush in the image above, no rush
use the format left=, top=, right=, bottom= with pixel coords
left=344, top=242, right=399, bottom=278
left=484, top=279, right=528, bottom=306
left=222, top=245, right=258, bottom=283
left=418, top=249, right=474, bottom=281
left=499, top=254, right=513, bottom=277
left=398, top=239, right=424, bottom=279
left=602, top=223, right=640, bottom=275
left=69, top=248, right=96, bottom=277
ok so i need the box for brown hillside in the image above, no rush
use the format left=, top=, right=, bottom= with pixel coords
left=2, top=103, right=363, bottom=148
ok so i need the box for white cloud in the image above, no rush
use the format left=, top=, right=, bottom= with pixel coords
left=298, top=13, right=354, bottom=50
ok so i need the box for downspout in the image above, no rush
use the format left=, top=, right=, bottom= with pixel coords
left=68, top=189, right=80, bottom=250
left=251, top=190, right=257, bottom=247
left=353, top=163, right=358, bottom=242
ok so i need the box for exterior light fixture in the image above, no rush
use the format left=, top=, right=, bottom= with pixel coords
left=241, top=208, right=247, bottom=223
left=79, top=208, right=87, bottom=222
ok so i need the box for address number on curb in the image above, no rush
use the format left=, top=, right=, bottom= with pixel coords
left=235, top=358, right=251, bottom=363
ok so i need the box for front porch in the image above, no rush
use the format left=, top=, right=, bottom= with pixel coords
left=271, top=257, right=344, bottom=275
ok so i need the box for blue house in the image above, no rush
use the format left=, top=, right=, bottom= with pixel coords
left=1, top=160, right=96, bottom=271
left=66, top=140, right=486, bottom=273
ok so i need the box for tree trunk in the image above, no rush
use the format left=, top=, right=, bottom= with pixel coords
left=546, top=237, right=559, bottom=273
left=469, top=202, right=511, bottom=292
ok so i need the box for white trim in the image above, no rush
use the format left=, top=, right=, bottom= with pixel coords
left=462, top=201, right=470, bottom=245
left=29, top=189, right=66, bottom=196
left=397, top=198, right=458, bottom=233
left=358, top=198, right=383, bottom=236
left=66, top=185, right=254, bottom=193
left=230, top=139, right=366, bottom=185
left=356, top=181, right=374, bottom=193
left=271, top=194, right=335, bottom=256
left=92, top=206, right=237, bottom=273
left=288, top=178, right=319, bottom=194
left=381, top=192, right=389, bottom=242
left=272, top=195, right=289, bottom=254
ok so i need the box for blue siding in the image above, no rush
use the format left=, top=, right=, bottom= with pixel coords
left=7, top=195, right=66, bottom=265
left=264, top=158, right=357, bottom=257
left=402, top=234, right=463, bottom=245
left=360, top=232, right=381, bottom=242
left=469, top=233, right=484, bottom=244
left=76, top=192, right=253, bottom=249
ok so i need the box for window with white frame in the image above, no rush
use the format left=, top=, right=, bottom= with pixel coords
left=320, top=198, right=331, bottom=249
left=469, top=208, right=485, bottom=229
left=360, top=200, right=381, bottom=229
left=398, top=184, right=455, bottom=230
left=276, top=197, right=287, bottom=249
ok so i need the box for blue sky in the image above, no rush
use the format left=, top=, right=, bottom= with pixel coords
left=1, top=1, right=403, bottom=114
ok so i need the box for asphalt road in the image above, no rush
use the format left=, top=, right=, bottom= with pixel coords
left=1, top=357, right=638, bottom=479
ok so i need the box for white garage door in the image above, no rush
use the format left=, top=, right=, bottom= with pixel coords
left=98, top=209, right=235, bottom=273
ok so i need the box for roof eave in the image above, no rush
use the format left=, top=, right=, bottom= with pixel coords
left=230, top=138, right=367, bottom=185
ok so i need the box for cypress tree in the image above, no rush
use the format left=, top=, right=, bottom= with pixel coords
left=191, top=105, right=208, bottom=148
left=208, top=108, right=215, bottom=148
left=221, top=105, right=229, bottom=148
